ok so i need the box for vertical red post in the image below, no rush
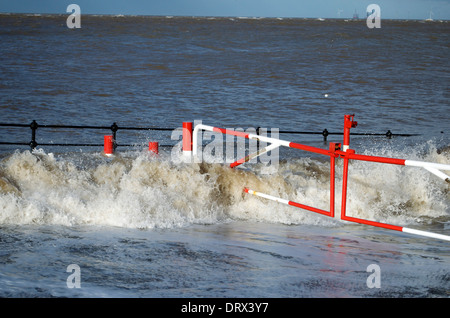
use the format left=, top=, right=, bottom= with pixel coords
left=341, top=149, right=354, bottom=219
left=104, top=135, right=114, bottom=156
left=183, top=122, right=193, bottom=156
left=328, top=142, right=340, bottom=218
left=149, top=141, right=159, bottom=155
left=343, top=114, right=357, bottom=152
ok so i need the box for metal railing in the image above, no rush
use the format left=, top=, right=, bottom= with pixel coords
left=0, top=121, right=177, bottom=151
left=0, top=120, right=419, bottom=152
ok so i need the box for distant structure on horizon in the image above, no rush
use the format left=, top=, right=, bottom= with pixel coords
left=352, top=9, right=359, bottom=19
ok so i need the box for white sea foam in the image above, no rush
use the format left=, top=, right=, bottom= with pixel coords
left=0, top=145, right=448, bottom=229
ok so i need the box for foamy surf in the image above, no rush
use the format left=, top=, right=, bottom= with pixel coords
left=0, top=144, right=448, bottom=230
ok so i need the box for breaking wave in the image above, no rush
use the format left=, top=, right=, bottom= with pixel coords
left=0, top=144, right=448, bottom=229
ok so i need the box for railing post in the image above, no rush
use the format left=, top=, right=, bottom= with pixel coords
left=182, top=122, right=193, bottom=157
left=148, top=141, right=159, bottom=155
left=111, top=122, right=118, bottom=151
left=322, top=129, right=329, bottom=143
left=30, top=120, right=38, bottom=151
left=386, top=130, right=392, bottom=139
left=343, top=114, right=357, bottom=151
left=328, top=142, right=340, bottom=218
left=340, top=148, right=354, bottom=220
left=104, top=135, right=114, bottom=157
left=256, top=127, right=261, bottom=150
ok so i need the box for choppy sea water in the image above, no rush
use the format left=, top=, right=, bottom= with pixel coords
left=0, top=14, right=449, bottom=299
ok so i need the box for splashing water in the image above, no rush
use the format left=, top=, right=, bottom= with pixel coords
left=1, top=144, right=448, bottom=230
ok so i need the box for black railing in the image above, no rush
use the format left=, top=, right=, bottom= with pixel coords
left=0, top=121, right=178, bottom=151
left=0, top=121, right=420, bottom=152
left=278, top=128, right=417, bottom=140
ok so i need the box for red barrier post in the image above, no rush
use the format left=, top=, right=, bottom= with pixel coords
left=340, top=148, right=353, bottom=220
left=183, top=122, right=193, bottom=156
left=104, top=135, right=114, bottom=156
left=343, top=114, right=357, bottom=151
left=149, top=141, right=159, bottom=155
left=328, top=142, right=340, bottom=218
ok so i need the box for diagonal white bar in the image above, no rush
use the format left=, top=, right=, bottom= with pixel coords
left=402, top=227, right=450, bottom=241
left=231, top=142, right=281, bottom=168
left=193, top=124, right=292, bottom=157
left=405, top=160, right=450, bottom=171
left=245, top=188, right=290, bottom=205
left=424, top=167, right=450, bottom=183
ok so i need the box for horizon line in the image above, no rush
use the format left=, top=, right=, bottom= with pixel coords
left=1, top=12, right=449, bottom=22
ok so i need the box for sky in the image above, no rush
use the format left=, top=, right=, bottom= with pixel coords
left=0, top=0, right=449, bottom=20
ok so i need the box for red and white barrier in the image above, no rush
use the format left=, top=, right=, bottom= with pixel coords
left=230, top=143, right=280, bottom=168
left=192, top=124, right=330, bottom=160
left=191, top=115, right=450, bottom=241
left=244, top=188, right=333, bottom=217
left=244, top=187, right=450, bottom=241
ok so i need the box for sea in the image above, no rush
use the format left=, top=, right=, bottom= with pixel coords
left=0, top=14, right=449, bottom=302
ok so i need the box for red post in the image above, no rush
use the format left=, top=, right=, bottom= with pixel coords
left=341, top=149, right=353, bottom=219
left=328, top=142, right=340, bottom=218
left=149, top=141, right=159, bottom=155
left=343, top=114, right=357, bottom=151
left=104, top=135, right=114, bottom=156
left=330, top=155, right=335, bottom=217
left=182, top=122, right=193, bottom=156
